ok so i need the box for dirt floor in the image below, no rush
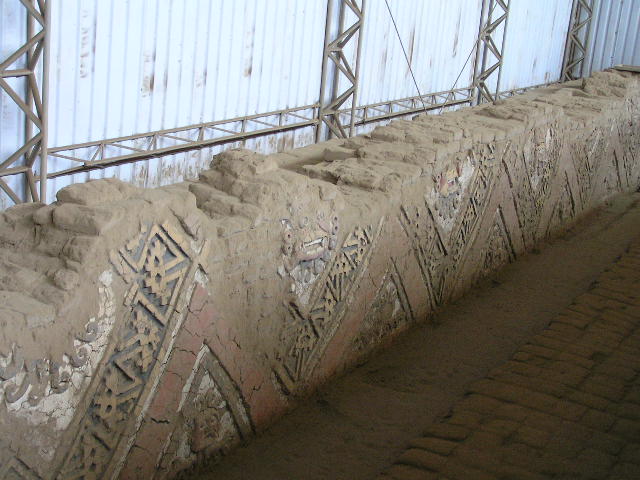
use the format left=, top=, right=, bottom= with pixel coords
left=186, top=191, right=640, bottom=480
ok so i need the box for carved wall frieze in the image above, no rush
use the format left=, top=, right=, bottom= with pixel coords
left=157, top=344, right=253, bottom=477
left=351, top=262, right=413, bottom=354
left=616, top=109, right=640, bottom=188
left=55, top=222, right=206, bottom=480
left=278, top=212, right=339, bottom=306
left=0, top=454, right=41, bottom=480
left=0, top=271, right=115, bottom=413
left=274, top=222, right=382, bottom=394
left=480, top=207, right=516, bottom=277
left=399, top=202, right=449, bottom=308
left=449, top=143, right=499, bottom=266
left=546, top=173, right=577, bottom=236
left=523, top=127, right=560, bottom=212
left=571, top=129, right=601, bottom=209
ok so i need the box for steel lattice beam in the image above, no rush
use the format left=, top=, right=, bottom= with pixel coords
left=497, top=81, right=557, bottom=100
left=561, top=0, right=595, bottom=81
left=0, top=0, right=49, bottom=205
left=472, top=0, right=510, bottom=105
left=341, top=87, right=474, bottom=126
left=46, top=105, right=320, bottom=178
left=317, top=0, right=366, bottom=141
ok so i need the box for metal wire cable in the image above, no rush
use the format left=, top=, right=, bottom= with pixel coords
left=436, top=34, right=482, bottom=114
left=436, top=0, right=498, bottom=114
left=383, top=0, right=427, bottom=108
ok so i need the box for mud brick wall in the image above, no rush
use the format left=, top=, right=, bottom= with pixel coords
left=0, top=70, right=639, bottom=480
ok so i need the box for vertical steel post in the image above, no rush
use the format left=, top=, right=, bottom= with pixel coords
left=0, top=0, right=48, bottom=205
left=25, top=2, right=35, bottom=201
left=494, top=0, right=510, bottom=97
left=472, top=0, right=510, bottom=105
left=471, top=0, right=490, bottom=105
left=561, top=0, right=595, bottom=81
left=316, top=0, right=366, bottom=141
left=349, top=0, right=365, bottom=137
left=40, top=0, right=50, bottom=203
left=316, top=0, right=335, bottom=143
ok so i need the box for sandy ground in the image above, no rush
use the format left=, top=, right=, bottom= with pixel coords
left=186, top=191, right=640, bottom=480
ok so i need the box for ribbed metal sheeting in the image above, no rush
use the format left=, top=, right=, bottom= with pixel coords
left=43, top=0, right=327, bottom=202
left=499, top=0, right=574, bottom=91
left=584, top=0, right=640, bottom=75
left=356, top=0, right=483, bottom=105
left=1, top=2, right=28, bottom=210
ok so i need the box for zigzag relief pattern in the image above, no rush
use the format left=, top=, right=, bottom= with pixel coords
left=56, top=223, right=204, bottom=480
left=399, top=202, right=449, bottom=308
left=449, top=144, right=500, bottom=266
left=480, top=207, right=516, bottom=278
left=274, top=223, right=381, bottom=394
left=546, top=172, right=577, bottom=237
left=157, top=344, right=253, bottom=477
left=617, top=99, right=640, bottom=188
left=573, top=129, right=602, bottom=209
left=0, top=455, right=40, bottom=480
left=351, top=261, right=413, bottom=354
left=400, top=143, right=501, bottom=308
left=503, top=141, right=547, bottom=248
left=523, top=126, right=561, bottom=212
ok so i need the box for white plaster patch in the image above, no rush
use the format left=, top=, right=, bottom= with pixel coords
left=427, top=159, right=474, bottom=233
left=1, top=270, right=117, bottom=431
left=178, top=343, right=210, bottom=412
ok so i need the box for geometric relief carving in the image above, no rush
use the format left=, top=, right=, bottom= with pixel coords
left=524, top=127, right=559, bottom=209
left=351, top=262, right=413, bottom=354
left=503, top=147, right=540, bottom=247
left=57, top=223, right=201, bottom=480
left=449, top=144, right=498, bottom=265
left=546, top=173, right=576, bottom=236
left=274, top=223, right=381, bottom=394
left=399, top=202, right=448, bottom=308
left=480, top=207, right=516, bottom=277
left=0, top=273, right=114, bottom=409
left=0, top=455, right=41, bottom=480
left=574, top=129, right=601, bottom=208
left=279, top=212, right=339, bottom=306
left=618, top=100, right=640, bottom=188
left=432, top=162, right=464, bottom=227
left=600, top=123, right=623, bottom=197
left=618, top=121, right=638, bottom=188
left=400, top=143, right=499, bottom=308
left=158, top=345, right=252, bottom=476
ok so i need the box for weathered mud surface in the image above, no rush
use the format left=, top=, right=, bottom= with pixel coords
left=185, top=191, right=640, bottom=480
left=0, top=70, right=638, bottom=479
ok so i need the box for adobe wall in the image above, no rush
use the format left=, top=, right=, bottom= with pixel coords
left=0, top=70, right=638, bottom=480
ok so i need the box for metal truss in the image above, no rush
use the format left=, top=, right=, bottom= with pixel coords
left=0, top=0, right=49, bottom=204
left=497, top=82, right=557, bottom=100
left=561, top=0, right=595, bottom=81
left=47, top=105, right=319, bottom=178
left=341, top=87, right=474, bottom=126
left=472, top=0, right=510, bottom=105
left=317, top=0, right=366, bottom=141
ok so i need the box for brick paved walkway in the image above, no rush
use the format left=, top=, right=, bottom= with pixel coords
left=377, top=240, right=640, bottom=480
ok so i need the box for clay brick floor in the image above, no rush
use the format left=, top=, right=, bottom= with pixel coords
left=188, top=192, right=640, bottom=480
left=378, top=240, right=640, bottom=480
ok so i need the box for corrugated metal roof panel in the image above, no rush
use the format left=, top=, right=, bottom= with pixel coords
left=585, top=0, right=640, bottom=74
left=499, top=0, right=574, bottom=91
left=357, top=0, right=483, bottom=107
left=1, top=0, right=28, bottom=210
left=45, top=0, right=329, bottom=200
